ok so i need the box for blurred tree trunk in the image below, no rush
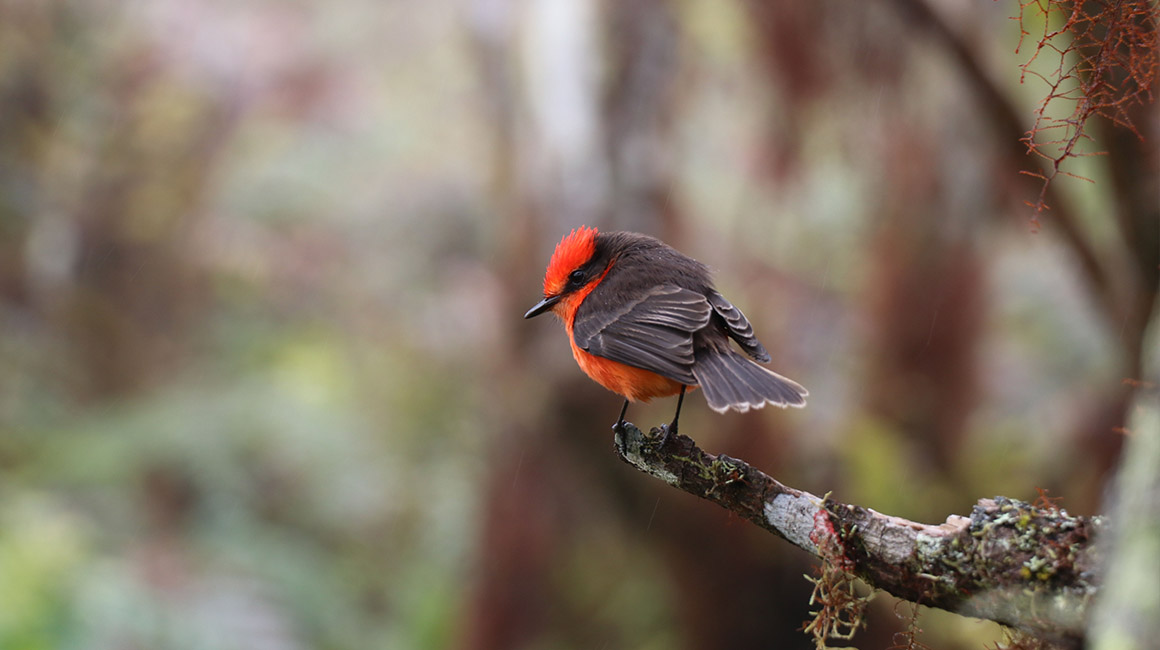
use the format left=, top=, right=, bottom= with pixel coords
left=462, top=0, right=606, bottom=647
left=602, top=0, right=682, bottom=238
left=1089, top=380, right=1160, bottom=649
left=1074, top=99, right=1160, bottom=488
left=1085, top=33, right=1160, bottom=641
left=862, top=134, right=985, bottom=479
left=67, top=78, right=230, bottom=399
left=0, top=1, right=236, bottom=401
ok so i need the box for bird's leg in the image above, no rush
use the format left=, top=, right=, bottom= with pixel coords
left=613, top=399, right=630, bottom=433
left=658, top=385, right=686, bottom=447
left=612, top=399, right=632, bottom=455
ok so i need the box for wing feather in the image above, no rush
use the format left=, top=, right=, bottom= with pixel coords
left=572, top=285, right=710, bottom=385
left=707, top=290, right=770, bottom=362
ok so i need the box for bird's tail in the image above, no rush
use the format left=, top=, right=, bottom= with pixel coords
left=692, top=349, right=808, bottom=413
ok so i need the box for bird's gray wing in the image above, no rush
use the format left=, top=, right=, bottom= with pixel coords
left=706, top=289, right=770, bottom=362
left=572, top=284, right=711, bottom=385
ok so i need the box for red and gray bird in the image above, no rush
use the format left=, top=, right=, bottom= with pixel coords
left=525, top=226, right=807, bottom=436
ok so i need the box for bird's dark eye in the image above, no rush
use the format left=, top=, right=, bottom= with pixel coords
left=568, top=269, right=585, bottom=284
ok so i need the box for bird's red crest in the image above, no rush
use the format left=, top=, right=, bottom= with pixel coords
left=543, top=226, right=598, bottom=295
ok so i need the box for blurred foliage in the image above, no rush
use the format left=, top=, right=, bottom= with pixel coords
left=0, top=0, right=1154, bottom=649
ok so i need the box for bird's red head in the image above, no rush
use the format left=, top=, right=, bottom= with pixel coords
left=543, top=225, right=598, bottom=296
left=524, top=225, right=599, bottom=320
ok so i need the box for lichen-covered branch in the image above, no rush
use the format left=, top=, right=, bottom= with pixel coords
left=614, top=422, right=1105, bottom=646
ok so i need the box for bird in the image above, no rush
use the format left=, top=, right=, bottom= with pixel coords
left=524, top=226, right=807, bottom=439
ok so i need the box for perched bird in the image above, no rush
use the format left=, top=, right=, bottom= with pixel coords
left=525, top=226, right=807, bottom=437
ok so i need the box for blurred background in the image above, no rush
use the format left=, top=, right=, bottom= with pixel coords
left=1, top=0, right=1156, bottom=648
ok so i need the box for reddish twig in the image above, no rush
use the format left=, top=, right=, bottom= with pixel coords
left=1016, top=0, right=1159, bottom=218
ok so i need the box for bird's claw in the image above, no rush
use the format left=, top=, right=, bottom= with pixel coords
left=612, top=420, right=628, bottom=455
left=655, top=422, right=677, bottom=448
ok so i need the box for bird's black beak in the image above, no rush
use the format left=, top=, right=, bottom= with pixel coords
left=524, top=294, right=561, bottom=319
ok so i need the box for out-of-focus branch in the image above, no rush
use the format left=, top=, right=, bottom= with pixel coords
left=614, top=422, right=1104, bottom=647
left=890, top=0, right=1126, bottom=326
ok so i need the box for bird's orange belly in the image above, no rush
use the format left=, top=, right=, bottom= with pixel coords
left=569, top=339, right=689, bottom=402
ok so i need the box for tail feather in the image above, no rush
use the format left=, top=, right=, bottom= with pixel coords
left=692, top=349, right=808, bottom=413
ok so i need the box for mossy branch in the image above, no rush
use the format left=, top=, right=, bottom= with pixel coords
left=613, top=422, right=1105, bottom=647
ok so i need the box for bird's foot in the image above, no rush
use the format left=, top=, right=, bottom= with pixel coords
left=654, top=422, right=677, bottom=449
left=612, top=419, right=628, bottom=455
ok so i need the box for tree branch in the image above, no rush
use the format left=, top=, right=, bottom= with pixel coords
left=613, top=422, right=1105, bottom=646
